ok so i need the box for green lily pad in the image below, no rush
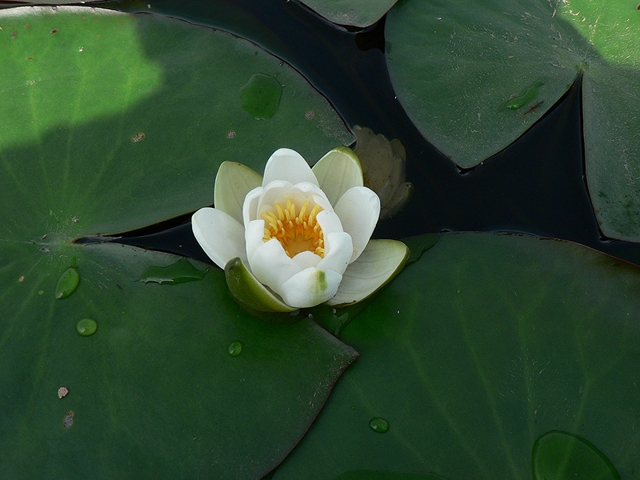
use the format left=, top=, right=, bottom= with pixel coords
left=0, top=6, right=352, bottom=235
left=1, top=244, right=358, bottom=478
left=296, top=0, right=398, bottom=28
left=0, top=6, right=357, bottom=477
left=272, top=232, right=640, bottom=479
left=385, top=0, right=640, bottom=241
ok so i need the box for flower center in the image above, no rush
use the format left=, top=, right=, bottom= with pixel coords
left=262, top=199, right=325, bottom=258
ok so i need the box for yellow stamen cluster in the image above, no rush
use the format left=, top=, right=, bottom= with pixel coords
left=262, top=199, right=325, bottom=258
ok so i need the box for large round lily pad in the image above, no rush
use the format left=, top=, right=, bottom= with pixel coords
left=272, top=232, right=640, bottom=479
left=0, top=5, right=352, bottom=234
left=386, top=0, right=640, bottom=241
left=0, top=6, right=357, bottom=478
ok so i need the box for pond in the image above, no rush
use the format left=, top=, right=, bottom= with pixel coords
left=0, top=0, right=638, bottom=479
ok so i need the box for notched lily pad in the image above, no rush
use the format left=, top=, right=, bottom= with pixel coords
left=0, top=6, right=356, bottom=478
left=273, top=232, right=640, bottom=479
left=295, top=0, right=398, bottom=28
left=385, top=0, right=640, bottom=241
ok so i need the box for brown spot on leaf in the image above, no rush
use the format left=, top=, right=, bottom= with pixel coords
left=51, top=29, right=58, bottom=34
left=131, top=132, right=145, bottom=143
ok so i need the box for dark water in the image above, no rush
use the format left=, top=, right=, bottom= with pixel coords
left=102, top=0, right=640, bottom=266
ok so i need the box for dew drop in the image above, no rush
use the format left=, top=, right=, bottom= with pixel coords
left=369, top=417, right=389, bottom=433
left=239, top=73, right=282, bottom=120
left=505, top=80, right=544, bottom=110
left=62, top=410, right=74, bottom=428
left=228, top=341, right=243, bottom=357
left=139, top=258, right=208, bottom=285
left=532, top=431, right=619, bottom=480
left=76, top=318, right=97, bottom=336
left=55, top=267, right=79, bottom=299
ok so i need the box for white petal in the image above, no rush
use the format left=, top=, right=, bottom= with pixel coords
left=258, top=181, right=329, bottom=217
left=317, top=231, right=352, bottom=275
left=278, top=267, right=342, bottom=308
left=263, top=148, right=318, bottom=187
left=245, top=219, right=266, bottom=263
left=316, top=210, right=344, bottom=237
left=334, top=186, right=380, bottom=263
left=327, top=239, right=409, bottom=306
left=249, top=238, right=302, bottom=292
left=242, top=186, right=263, bottom=225
left=214, top=162, right=262, bottom=224
left=256, top=180, right=294, bottom=217
left=292, top=251, right=321, bottom=269
left=192, top=207, right=246, bottom=269
left=312, top=147, right=363, bottom=206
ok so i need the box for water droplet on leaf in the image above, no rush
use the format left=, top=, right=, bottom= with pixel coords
left=228, top=341, right=243, bottom=357
left=239, top=73, right=282, bottom=120
left=369, top=417, right=389, bottom=433
left=139, top=258, right=208, bottom=285
left=532, top=430, right=619, bottom=479
left=55, top=267, right=79, bottom=299
left=62, top=410, right=74, bottom=428
left=76, top=318, right=97, bottom=336
left=505, top=80, right=544, bottom=110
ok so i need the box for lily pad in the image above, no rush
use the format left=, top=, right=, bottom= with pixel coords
left=296, top=0, right=397, bottom=28
left=1, top=244, right=358, bottom=478
left=0, top=6, right=352, bottom=234
left=0, top=6, right=357, bottom=477
left=272, top=232, right=640, bottom=479
left=385, top=0, right=640, bottom=241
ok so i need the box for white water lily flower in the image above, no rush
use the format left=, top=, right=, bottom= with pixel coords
left=192, top=147, right=408, bottom=312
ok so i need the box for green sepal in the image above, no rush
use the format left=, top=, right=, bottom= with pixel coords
left=224, top=256, right=298, bottom=313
